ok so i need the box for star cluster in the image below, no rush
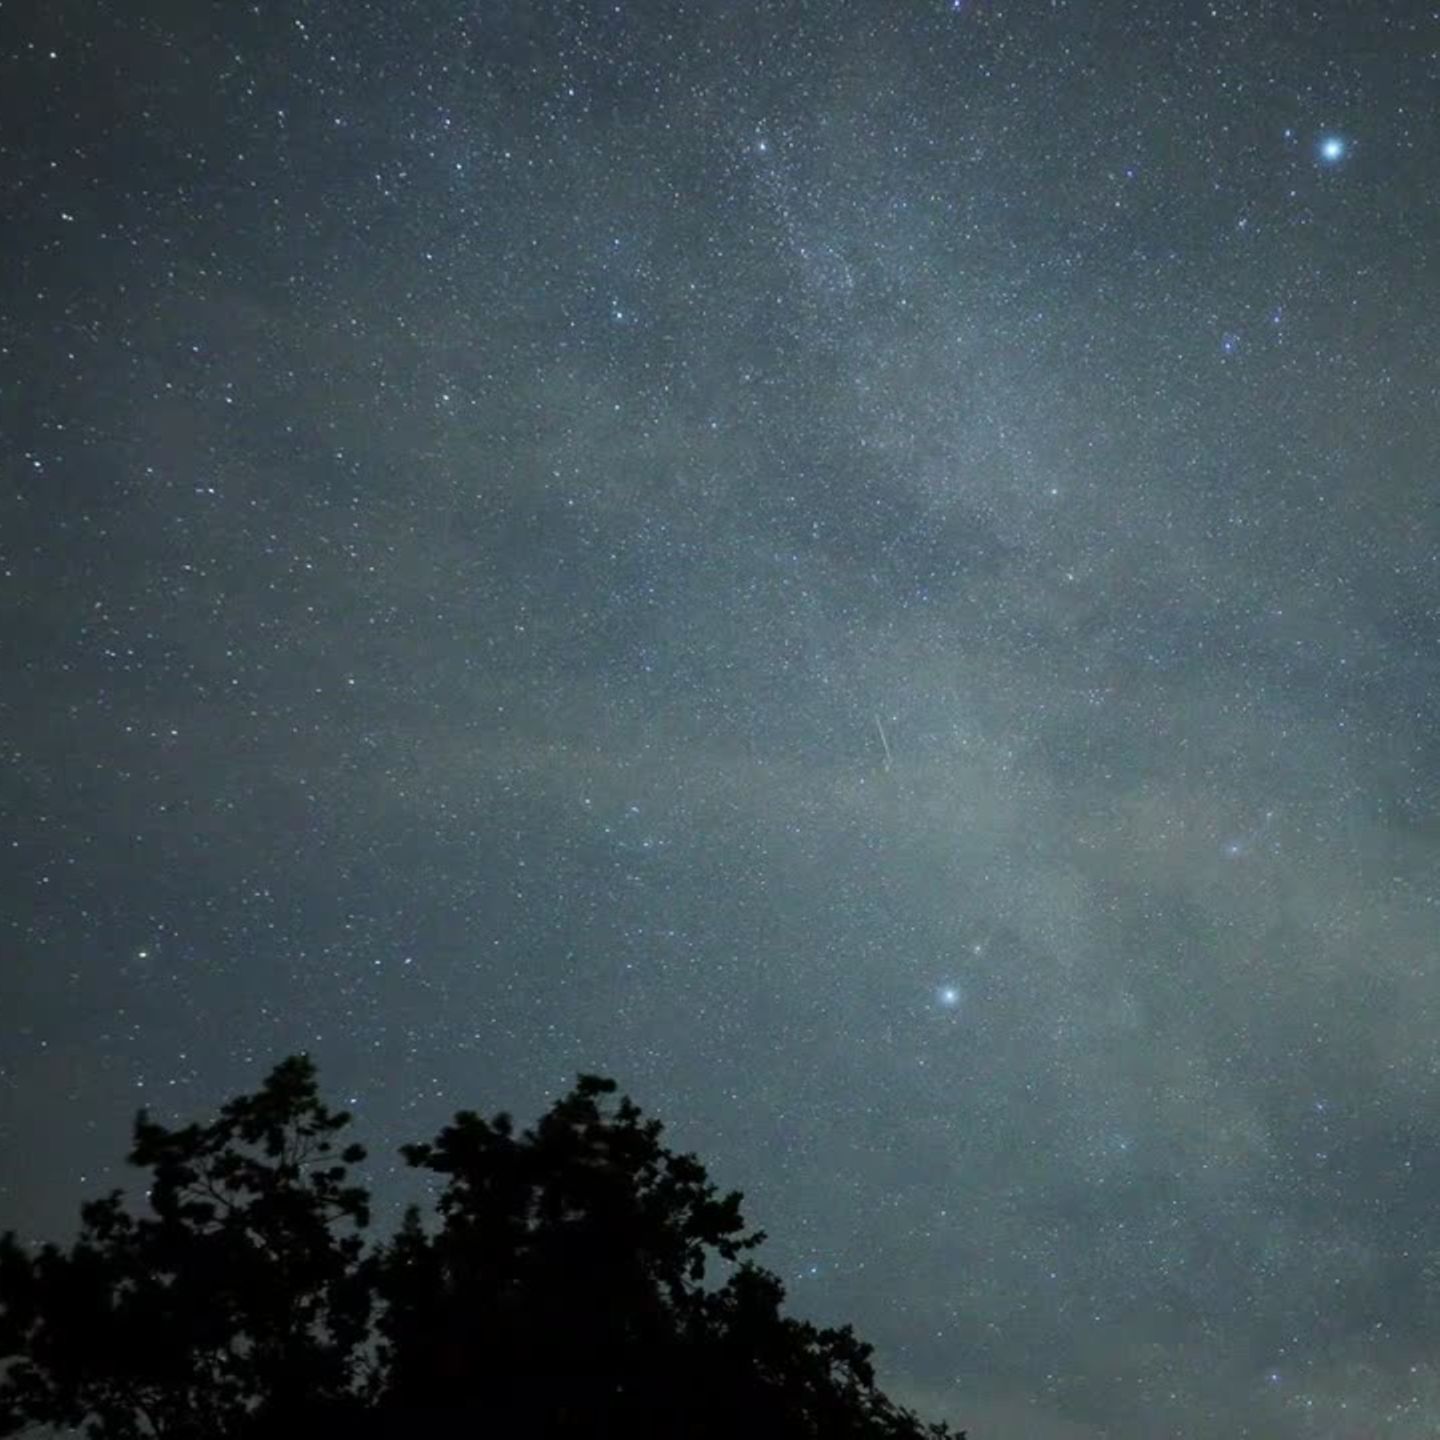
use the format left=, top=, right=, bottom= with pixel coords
left=3, top=3, right=1440, bottom=1436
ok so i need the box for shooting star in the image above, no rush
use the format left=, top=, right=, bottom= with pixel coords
left=874, top=714, right=893, bottom=770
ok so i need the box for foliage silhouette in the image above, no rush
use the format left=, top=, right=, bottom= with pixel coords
left=0, top=1058, right=963, bottom=1439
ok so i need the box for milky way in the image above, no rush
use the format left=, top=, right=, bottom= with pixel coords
left=4, top=4, right=1440, bottom=1435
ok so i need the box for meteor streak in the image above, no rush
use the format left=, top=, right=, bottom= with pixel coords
left=874, top=714, right=893, bottom=770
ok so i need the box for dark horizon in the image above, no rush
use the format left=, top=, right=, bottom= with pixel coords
left=4, top=3, right=1439, bottom=1435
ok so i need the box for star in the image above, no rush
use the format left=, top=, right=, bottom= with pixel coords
left=1318, top=135, right=1347, bottom=164
left=937, top=985, right=962, bottom=1009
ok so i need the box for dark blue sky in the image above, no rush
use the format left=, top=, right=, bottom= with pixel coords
left=5, top=2, right=1440, bottom=1434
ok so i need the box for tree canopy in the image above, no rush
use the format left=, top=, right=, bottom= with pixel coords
left=0, top=1058, right=963, bottom=1439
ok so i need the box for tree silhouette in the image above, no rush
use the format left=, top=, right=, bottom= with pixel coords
left=0, top=1056, right=375, bottom=1438
left=0, top=1059, right=963, bottom=1439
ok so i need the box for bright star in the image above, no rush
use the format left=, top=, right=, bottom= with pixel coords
left=1319, top=135, right=1346, bottom=163
left=937, top=985, right=961, bottom=1008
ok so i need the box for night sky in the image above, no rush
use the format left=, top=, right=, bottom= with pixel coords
left=4, top=2, right=1440, bottom=1435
